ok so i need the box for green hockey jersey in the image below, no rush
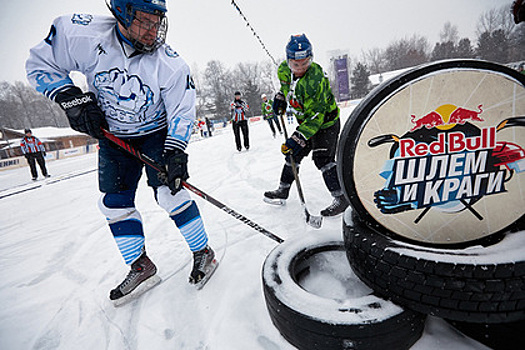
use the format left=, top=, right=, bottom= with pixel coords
left=277, top=60, right=339, bottom=139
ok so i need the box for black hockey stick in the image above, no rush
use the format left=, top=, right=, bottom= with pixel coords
left=102, top=129, right=284, bottom=244
left=278, top=115, right=323, bottom=229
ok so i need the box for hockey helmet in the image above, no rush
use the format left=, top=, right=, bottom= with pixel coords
left=261, top=93, right=267, bottom=99
left=24, top=128, right=32, bottom=134
left=108, top=0, right=168, bottom=52
left=285, top=34, right=313, bottom=60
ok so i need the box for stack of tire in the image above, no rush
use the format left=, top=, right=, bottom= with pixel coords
left=261, top=60, right=525, bottom=350
left=338, top=60, right=525, bottom=349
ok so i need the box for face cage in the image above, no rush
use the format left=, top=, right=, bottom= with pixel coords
left=287, top=57, right=313, bottom=74
left=128, top=15, right=168, bottom=53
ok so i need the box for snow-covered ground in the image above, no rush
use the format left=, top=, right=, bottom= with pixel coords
left=0, top=106, right=489, bottom=349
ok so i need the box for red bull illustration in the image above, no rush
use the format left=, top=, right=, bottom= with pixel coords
left=369, top=105, right=525, bottom=223
left=410, top=104, right=484, bottom=131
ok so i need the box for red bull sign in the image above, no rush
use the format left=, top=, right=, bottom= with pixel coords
left=338, top=60, right=525, bottom=246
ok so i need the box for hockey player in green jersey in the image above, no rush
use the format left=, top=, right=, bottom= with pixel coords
left=264, top=34, right=349, bottom=217
left=261, top=94, right=282, bottom=137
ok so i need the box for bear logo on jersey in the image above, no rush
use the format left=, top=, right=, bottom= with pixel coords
left=94, top=68, right=154, bottom=124
left=164, top=45, right=179, bottom=58
left=71, top=14, right=93, bottom=26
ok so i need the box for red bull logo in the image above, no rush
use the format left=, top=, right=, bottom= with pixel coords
left=411, top=104, right=484, bottom=131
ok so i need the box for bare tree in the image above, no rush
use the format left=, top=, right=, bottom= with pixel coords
left=440, top=21, right=459, bottom=44
left=383, top=34, right=430, bottom=71
left=362, top=47, right=386, bottom=74
left=203, top=60, right=234, bottom=121
left=476, top=5, right=514, bottom=38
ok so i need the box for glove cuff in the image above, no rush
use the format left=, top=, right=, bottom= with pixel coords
left=291, top=131, right=307, bottom=147
left=164, top=136, right=187, bottom=152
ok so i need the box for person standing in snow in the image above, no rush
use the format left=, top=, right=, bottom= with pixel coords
left=26, top=0, right=217, bottom=303
left=264, top=34, right=349, bottom=217
left=230, top=91, right=250, bottom=151
left=20, top=128, right=50, bottom=181
left=205, top=117, right=213, bottom=137
left=513, top=0, right=524, bottom=23
left=261, top=93, right=282, bottom=138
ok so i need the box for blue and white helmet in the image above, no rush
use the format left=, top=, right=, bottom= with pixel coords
left=285, top=34, right=313, bottom=60
left=109, top=0, right=168, bottom=53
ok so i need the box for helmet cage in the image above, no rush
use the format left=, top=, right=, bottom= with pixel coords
left=110, top=0, right=168, bottom=53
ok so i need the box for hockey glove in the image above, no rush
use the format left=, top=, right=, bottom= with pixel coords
left=374, top=188, right=415, bottom=214
left=272, top=92, right=287, bottom=116
left=55, top=86, right=108, bottom=139
left=512, top=0, right=524, bottom=24
left=159, top=149, right=189, bottom=195
left=281, top=131, right=307, bottom=159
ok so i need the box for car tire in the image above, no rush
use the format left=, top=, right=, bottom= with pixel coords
left=343, top=210, right=525, bottom=323
left=446, top=318, right=524, bottom=350
left=262, top=232, right=426, bottom=350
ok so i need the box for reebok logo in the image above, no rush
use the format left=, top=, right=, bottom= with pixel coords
left=60, top=95, right=92, bottom=109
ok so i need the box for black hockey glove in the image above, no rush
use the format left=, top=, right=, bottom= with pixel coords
left=272, top=92, right=287, bottom=116
left=55, top=86, right=108, bottom=139
left=281, top=131, right=307, bottom=160
left=159, top=149, right=189, bottom=195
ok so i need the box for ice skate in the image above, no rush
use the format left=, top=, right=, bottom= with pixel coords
left=320, top=194, right=349, bottom=217
left=189, top=245, right=218, bottom=290
left=110, top=252, right=160, bottom=307
left=263, top=186, right=290, bottom=206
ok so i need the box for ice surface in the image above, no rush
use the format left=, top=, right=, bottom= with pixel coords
left=0, top=106, right=490, bottom=349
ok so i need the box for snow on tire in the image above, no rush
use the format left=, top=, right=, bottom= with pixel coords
left=262, top=232, right=426, bottom=350
left=343, top=210, right=525, bottom=323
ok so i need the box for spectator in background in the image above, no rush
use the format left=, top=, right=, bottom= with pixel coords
left=512, top=0, right=524, bottom=24
left=205, top=117, right=213, bottom=137
left=261, top=93, right=282, bottom=138
left=518, top=63, right=524, bottom=76
left=230, top=91, right=250, bottom=151
left=20, top=128, right=50, bottom=181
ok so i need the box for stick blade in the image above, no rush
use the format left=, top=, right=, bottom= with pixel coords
left=305, top=210, right=323, bottom=229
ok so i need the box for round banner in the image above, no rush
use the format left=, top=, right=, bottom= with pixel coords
left=338, top=60, right=525, bottom=246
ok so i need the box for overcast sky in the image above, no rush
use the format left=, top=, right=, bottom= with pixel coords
left=0, top=0, right=511, bottom=84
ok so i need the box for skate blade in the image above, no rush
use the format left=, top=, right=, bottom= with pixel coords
left=112, top=275, right=162, bottom=307
left=192, top=259, right=219, bottom=290
left=263, top=197, right=286, bottom=206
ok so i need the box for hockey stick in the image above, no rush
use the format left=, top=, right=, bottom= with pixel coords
left=102, top=129, right=284, bottom=244
left=278, top=115, right=323, bottom=229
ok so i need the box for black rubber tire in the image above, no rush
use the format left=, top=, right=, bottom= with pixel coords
left=262, top=233, right=426, bottom=350
left=446, top=319, right=525, bottom=350
left=343, top=210, right=525, bottom=323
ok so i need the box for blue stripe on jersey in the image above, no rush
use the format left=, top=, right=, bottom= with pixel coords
left=29, top=70, right=74, bottom=99
left=114, top=235, right=145, bottom=265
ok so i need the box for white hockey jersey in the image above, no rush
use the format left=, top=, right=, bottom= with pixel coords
left=26, top=14, right=196, bottom=151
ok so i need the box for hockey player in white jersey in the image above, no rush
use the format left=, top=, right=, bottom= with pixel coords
left=26, top=0, right=217, bottom=304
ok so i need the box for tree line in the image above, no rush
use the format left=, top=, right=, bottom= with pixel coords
left=1, top=4, right=523, bottom=130
left=350, top=4, right=525, bottom=98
